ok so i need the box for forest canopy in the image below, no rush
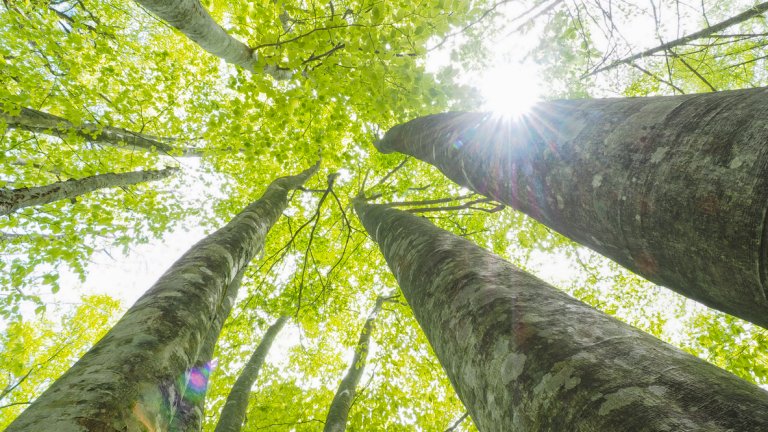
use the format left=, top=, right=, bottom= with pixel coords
left=2, top=0, right=768, bottom=430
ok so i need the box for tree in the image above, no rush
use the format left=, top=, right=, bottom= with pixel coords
left=5, top=164, right=317, bottom=431
left=131, top=0, right=268, bottom=75
left=354, top=199, right=768, bottom=430
left=214, top=315, right=289, bottom=432
left=0, top=167, right=179, bottom=216
left=375, top=88, right=768, bottom=328
left=323, top=294, right=390, bottom=432
left=584, top=2, right=768, bottom=77
left=0, top=107, right=186, bottom=155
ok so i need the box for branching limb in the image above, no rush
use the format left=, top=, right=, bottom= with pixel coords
left=585, top=1, right=768, bottom=77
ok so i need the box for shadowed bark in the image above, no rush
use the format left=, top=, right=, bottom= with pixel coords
left=376, top=87, right=768, bottom=328
left=0, top=167, right=179, bottom=216
left=0, top=107, right=199, bottom=155
left=323, top=295, right=388, bottom=432
left=354, top=200, right=768, bottom=431
left=133, top=0, right=290, bottom=79
left=6, top=162, right=319, bottom=432
left=213, top=315, right=289, bottom=432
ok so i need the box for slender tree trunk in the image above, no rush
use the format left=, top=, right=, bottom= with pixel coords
left=586, top=2, right=768, bottom=76
left=213, top=315, right=289, bottom=432
left=132, top=0, right=290, bottom=79
left=323, top=295, right=388, bottom=432
left=6, top=162, right=318, bottom=432
left=0, top=107, right=195, bottom=155
left=172, top=269, right=246, bottom=432
left=0, top=167, right=179, bottom=216
left=376, top=87, right=768, bottom=328
left=354, top=200, right=768, bottom=431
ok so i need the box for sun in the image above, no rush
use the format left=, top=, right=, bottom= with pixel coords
left=477, top=62, right=541, bottom=117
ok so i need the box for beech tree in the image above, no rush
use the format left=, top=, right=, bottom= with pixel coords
left=0, top=167, right=179, bottom=216
left=323, top=294, right=390, bottom=432
left=354, top=200, right=768, bottom=430
left=5, top=164, right=318, bottom=431
left=0, top=107, right=185, bottom=155
left=214, top=316, right=289, bottom=432
left=376, top=88, right=768, bottom=329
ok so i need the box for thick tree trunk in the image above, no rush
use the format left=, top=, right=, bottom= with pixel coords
left=213, top=315, right=289, bottom=432
left=323, top=295, right=387, bottom=432
left=172, top=269, right=246, bottom=432
left=354, top=200, right=768, bottom=431
left=6, top=162, right=318, bottom=432
left=0, top=167, right=179, bottom=216
left=132, top=0, right=290, bottom=79
left=0, top=107, right=193, bottom=155
left=376, top=87, right=768, bottom=328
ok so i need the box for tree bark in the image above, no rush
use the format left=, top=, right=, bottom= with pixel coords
left=354, top=200, right=768, bottom=431
left=323, top=295, right=387, bottom=432
left=132, top=0, right=290, bottom=79
left=213, top=315, right=289, bottom=432
left=376, top=87, right=768, bottom=328
left=0, top=167, right=179, bottom=217
left=172, top=269, right=246, bottom=432
left=0, top=107, right=195, bottom=155
left=6, top=162, right=318, bottom=432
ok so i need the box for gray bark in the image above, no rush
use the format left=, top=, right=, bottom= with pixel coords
left=133, top=0, right=290, bottom=79
left=354, top=200, right=768, bottom=431
left=376, top=87, right=768, bottom=328
left=6, top=162, right=318, bottom=432
left=0, top=107, right=195, bottom=155
left=0, top=167, right=179, bottom=217
left=172, top=269, right=246, bottom=432
left=213, top=315, right=289, bottom=432
left=323, top=295, right=387, bottom=432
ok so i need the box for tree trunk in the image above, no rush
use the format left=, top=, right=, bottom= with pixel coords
left=213, top=315, right=289, bottom=432
left=132, top=0, right=290, bottom=79
left=0, top=167, right=179, bottom=217
left=376, top=87, right=768, bottom=328
left=6, top=162, right=318, bottom=432
left=323, top=295, right=387, bottom=432
left=172, top=269, right=246, bottom=432
left=354, top=200, right=768, bottom=431
left=0, top=107, right=193, bottom=155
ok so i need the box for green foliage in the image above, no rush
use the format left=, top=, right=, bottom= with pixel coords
left=1, top=0, right=766, bottom=430
left=0, top=295, right=121, bottom=429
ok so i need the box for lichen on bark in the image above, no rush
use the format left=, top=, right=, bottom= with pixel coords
left=355, top=200, right=768, bottom=431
